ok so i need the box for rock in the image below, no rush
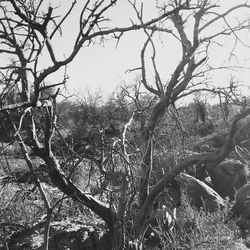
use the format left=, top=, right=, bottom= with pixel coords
left=192, top=132, right=227, bottom=152
left=226, top=183, right=250, bottom=230
left=231, top=183, right=250, bottom=218
left=176, top=173, right=225, bottom=212
left=7, top=219, right=111, bottom=250
left=206, top=159, right=247, bottom=199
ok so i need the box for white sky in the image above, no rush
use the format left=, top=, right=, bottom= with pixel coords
left=8, top=0, right=250, bottom=101
left=50, top=0, right=160, bottom=97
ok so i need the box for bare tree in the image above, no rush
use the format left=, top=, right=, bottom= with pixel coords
left=0, top=0, right=190, bottom=248
left=1, top=0, right=250, bottom=249
left=127, top=0, right=250, bottom=246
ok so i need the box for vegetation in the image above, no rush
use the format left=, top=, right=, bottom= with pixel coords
left=0, top=0, right=250, bottom=249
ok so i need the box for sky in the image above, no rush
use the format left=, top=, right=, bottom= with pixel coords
left=50, top=0, right=161, bottom=97
left=50, top=0, right=250, bottom=101
left=6, top=0, right=250, bottom=102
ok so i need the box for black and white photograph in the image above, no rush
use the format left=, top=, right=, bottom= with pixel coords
left=1, top=1, right=250, bottom=249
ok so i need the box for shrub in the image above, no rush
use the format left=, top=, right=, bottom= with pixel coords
left=152, top=197, right=239, bottom=249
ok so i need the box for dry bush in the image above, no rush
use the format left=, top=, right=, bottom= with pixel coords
left=148, top=196, right=240, bottom=250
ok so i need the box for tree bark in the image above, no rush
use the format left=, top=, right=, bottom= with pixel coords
left=42, top=153, right=116, bottom=232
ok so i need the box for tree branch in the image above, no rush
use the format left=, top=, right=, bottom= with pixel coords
left=134, top=107, right=250, bottom=237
